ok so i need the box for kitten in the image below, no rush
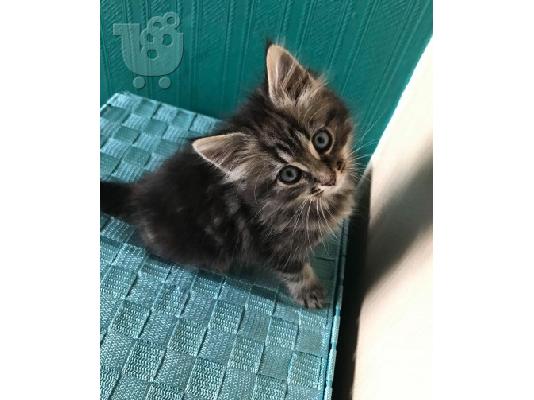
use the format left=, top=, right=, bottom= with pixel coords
left=101, top=44, right=356, bottom=308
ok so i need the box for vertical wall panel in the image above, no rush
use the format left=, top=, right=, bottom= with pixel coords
left=101, top=0, right=432, bottom=166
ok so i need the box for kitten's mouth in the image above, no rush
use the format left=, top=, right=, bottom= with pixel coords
left=316, top=171, right=346, bottom=194
left=317, top=185, right=337, bottom=195
left=313, top=185, right=337, bottom=198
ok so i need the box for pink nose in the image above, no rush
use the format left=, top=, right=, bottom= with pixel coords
left=316, top=170, right=336, bottom=186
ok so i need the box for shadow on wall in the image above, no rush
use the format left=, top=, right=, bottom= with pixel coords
left=332, top=168, right=372, bottom=400
left=364, top=145, right=432, bottom=293
left=332, top=143, right=433, bottom=400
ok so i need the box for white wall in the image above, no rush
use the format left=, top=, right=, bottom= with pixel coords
left=351, top=41, right=432, bottom=400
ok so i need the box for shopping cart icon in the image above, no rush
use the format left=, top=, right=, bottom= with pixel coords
left=113, top=12, right=183, bottom=89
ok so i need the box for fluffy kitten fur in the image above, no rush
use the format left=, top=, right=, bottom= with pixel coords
left=101, top=44, right=356, bottom=308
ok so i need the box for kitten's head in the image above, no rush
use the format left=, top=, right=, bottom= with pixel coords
left=193, top=44, right=356, bottom=240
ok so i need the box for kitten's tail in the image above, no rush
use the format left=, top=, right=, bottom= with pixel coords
left=100, top=181, right=134, bottom=219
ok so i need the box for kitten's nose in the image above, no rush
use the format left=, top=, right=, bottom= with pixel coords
left=316, top=169, right=337, bottom=186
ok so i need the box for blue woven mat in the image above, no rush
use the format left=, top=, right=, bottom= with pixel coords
left=100, top=92, right=348, bottom=400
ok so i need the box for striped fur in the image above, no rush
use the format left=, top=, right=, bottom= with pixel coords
left=100, top=44, right=357, bottom=308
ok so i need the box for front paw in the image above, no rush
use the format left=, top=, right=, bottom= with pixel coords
left=293, top=281, right=326, bottom=309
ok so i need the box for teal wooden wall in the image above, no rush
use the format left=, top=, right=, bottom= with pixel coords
left=101, top=0, right=432, bottom=165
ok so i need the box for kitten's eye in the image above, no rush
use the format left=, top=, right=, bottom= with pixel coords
left=278, top=166, right=302, bottom=184
left=312, top=129, right=332, bottom=152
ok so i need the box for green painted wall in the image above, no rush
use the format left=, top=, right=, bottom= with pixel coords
left=101, top=0, right=432, bottom=166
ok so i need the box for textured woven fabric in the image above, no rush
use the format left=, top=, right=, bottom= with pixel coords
left=100, top=92, right=348, bottom=400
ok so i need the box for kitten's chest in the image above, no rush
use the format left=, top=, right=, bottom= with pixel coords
left=258, top=218, right=327, bottom=259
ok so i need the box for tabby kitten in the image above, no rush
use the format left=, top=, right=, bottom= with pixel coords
left=101, top=44, right=356, bottom=308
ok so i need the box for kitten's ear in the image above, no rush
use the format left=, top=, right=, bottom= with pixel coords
left=192, top=132, right=248, bottom=178
left=266, top=44, right=320, bottom=107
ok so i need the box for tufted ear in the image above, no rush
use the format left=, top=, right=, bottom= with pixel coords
left=192, top=132, right=249, bottom=179
left=266, top=44, right=320, bottom=107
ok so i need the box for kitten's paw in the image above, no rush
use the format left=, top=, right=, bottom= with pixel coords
left=294, top=282, right=326, bottom=309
